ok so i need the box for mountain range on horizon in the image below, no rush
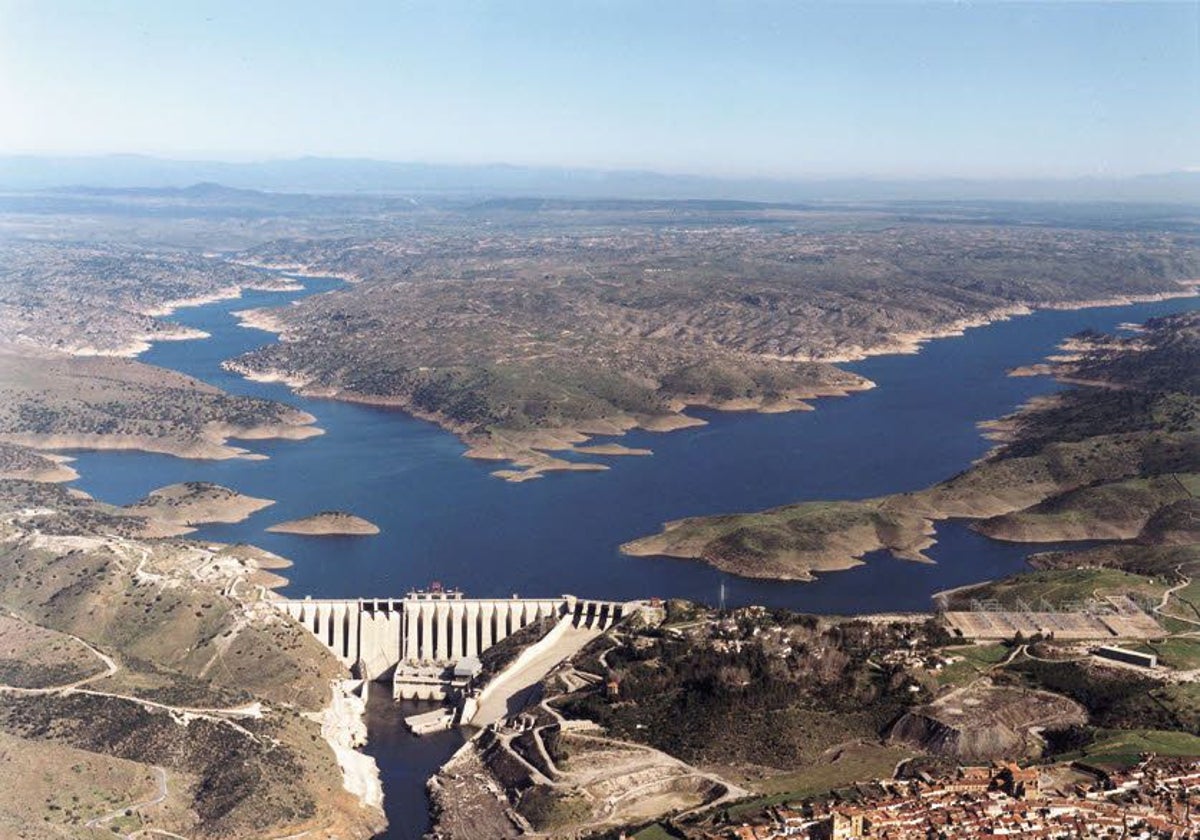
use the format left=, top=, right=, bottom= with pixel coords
left=0, top=153, right=1198, bottom=204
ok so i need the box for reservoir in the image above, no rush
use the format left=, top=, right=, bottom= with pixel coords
left=62, top=277, right=1199, bottom=837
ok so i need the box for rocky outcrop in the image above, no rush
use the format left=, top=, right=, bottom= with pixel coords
left=889, top=682, right=1087, bottom=762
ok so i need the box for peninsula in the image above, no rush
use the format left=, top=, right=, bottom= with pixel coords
left=0, top=241, right=300, bottom=357
left=125, top=481, right=275, bottom=528
left=225, top=212, right=1200, bottom=480
left=0, top=348, right=322, bottom=461
left=624, top=310, right=1200, bottom=580
left=0, top=477, right=386, bottom=839
left=0, top=442, right=77, bottom=483
left=0, top=235, right=328, bottom=471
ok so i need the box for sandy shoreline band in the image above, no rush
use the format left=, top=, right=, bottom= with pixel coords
left=267, top=511, right=381, bottom=536
left=65, top=279, right=317, bottom=360
left=810, top=282, right=1199, bottom=365
left=574, top=443, right=653, bottom=456
left=0, top=452, right=80, bottom=483
left=71, top=279, right=319, bottom=360
left=220, top=281, right=1200, bottom=482
left=231, top=307, right=289, bottom=336
left=215, top=367, right=876, bottom=482
left=223, top=543, right=293, bottom=590
left=225, top=364, right=312, bottom=390
left=125, top=483, right=276, bottom=531
left=465, top=383, right=878, bottom=481
left=228, top=259, right=362, bottom=283
left=0, top=418, right=323, bottom=463
left=71, top=325, right=212, bottom=359
left=621, top=510, right=938, bottom=582
left=139, top=277, right=310, bottom=320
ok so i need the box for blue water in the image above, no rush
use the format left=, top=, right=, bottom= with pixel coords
left=58, top=277, right=1197, bottom=838
left=66, top=281, right=1198, bottom=613
left=360, top=686, right=466, bottom=838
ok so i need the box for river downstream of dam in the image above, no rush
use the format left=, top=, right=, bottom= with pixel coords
left=64, top=275, right=1198, bottom=838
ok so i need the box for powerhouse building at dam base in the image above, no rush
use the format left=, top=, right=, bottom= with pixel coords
left=274, top=588, right=628, bottom=702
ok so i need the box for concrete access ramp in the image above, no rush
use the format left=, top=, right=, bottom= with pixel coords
left=467, top=617, right=606, bottom=728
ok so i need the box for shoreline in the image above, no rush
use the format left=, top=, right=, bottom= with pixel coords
left=71, top=278, right=309, bottom=360
left=71, top=324, right=212, bottom=359
left=48, top=268, right=1200, bottom=838
left=0, top=452, right=80, bottom=484
left=125, top=482, right=276, bottom=531
left=0, top=416, right=323, bottom=463
left=621, top=508, right=939, bottom=582
left=812, top=283, right=1200, bottom=365
left=813, top=302, right=1036, bottom=364
left=138, top=280, right=307, bottom=320
left=231, top=306, right=290, bottom=336
left=619, top=298, right=1200, bottom=588
left=310, top=680, right=385, bottom=820
left=226, top=297, right=881, bottom=480
left=10, top=269, right=382, bottom=835
left=266, top=512, right=381, bottom=536
left=243, top=384, right=874, bottom=483
left=220, top=283, right=1198, bottom=483
left=228, top=259, right=362, bottom=283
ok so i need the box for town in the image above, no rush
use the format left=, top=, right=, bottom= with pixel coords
left=713, top=757, right=1200, bottom=840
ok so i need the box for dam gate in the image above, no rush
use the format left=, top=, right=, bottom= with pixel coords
left=274, top=590, right=625, bottom=698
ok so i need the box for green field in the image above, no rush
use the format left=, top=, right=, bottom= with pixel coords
left=954, top=569, right=1167, bottom=611
left=1135, top=637, right=1200, bottom=670
left=722, top=744, right=913, bottom=819
left=1163, top=578, right=1200, bottom=624
left=935, top=643, right=1011, bottom=687
left=1068, top=729, right=1200, bottom=767
left=1158, top=681, right=1200, bottom=727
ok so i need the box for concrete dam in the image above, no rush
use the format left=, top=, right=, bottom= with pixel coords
left=274, top=589, right=627, bottom=702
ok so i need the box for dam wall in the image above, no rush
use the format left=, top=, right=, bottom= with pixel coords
left=275, top=591, right=626, bottom=685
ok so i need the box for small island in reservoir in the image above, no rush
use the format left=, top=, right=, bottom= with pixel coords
left=266, top=510, right=381, bottom=536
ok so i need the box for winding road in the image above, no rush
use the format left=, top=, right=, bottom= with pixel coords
left=84, top=765, right=170, bottom=836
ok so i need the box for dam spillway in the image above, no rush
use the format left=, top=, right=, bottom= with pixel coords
left=274, top=590, right=626, bottom=696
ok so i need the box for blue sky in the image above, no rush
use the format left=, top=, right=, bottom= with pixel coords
left=1, top=1, right=1196, bottom=178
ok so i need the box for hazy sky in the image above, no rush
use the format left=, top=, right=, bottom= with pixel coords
left=1, top=1, right=1196, bottom=178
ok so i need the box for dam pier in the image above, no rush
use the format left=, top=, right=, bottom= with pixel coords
left=275, top=589, right=628, bottom=722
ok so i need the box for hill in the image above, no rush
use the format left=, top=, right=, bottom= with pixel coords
left=624, top=311, right=1200, bottom=579
left=0, top=479, right=384, bottom=838
left=228, top=222, right=1200, bottom=480
left=4, top=154, right=1200, bottom=202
